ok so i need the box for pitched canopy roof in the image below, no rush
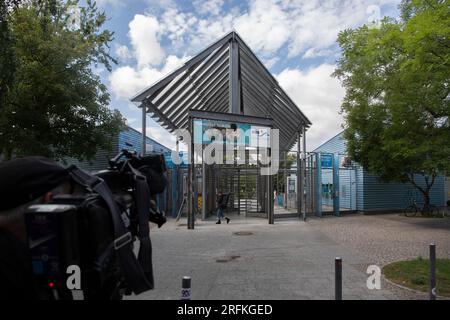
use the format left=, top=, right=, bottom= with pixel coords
left=132, top=31, right=311, bottom=151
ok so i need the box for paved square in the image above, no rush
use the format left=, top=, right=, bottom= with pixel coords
left=127, top=213, right=450, bottom=300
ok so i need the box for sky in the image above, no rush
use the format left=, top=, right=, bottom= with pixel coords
left=87, top=0, right=401, bottom=151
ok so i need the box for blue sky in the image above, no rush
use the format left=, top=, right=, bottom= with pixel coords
left=86, top=0, right=401, bottom=150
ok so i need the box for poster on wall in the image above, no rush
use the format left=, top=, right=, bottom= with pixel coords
left=194, top=119, right=270, bottom=147
left=321, top=154, right=333, bottom=169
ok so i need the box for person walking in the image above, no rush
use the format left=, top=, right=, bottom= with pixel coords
left=216, top=191, right=230, bottom=224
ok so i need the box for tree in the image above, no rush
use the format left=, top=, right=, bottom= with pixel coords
left=0, top=0, right=21, bottom=112
left=334, top=0, right=450, bottom=210
left=0, top=0, right=125, bottom=161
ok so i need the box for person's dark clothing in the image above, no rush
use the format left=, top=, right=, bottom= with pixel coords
left=217, top=194, right=227, bottom=209
left=0, top=228, right=37, bottom=299
left=0, top=156, right=69, bottom=211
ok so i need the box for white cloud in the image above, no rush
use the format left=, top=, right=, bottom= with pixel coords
left=115, top=44, right=132, bottom=61
left=110, top=66, right=162, bottom=100
left=193, top=0, right=225, bottom=16
left=95, top=0, right=124, bottom=8
left=276, top=64, right=346, bottom=150
left=109, top=54, right=190, bottom=100
left=233, top=0, right=290, bottom=56
left=263, top=57, right=279, bottom=69
left=128, top=14, right=165, bottom=67
left=110, top=12, right=192, bottom=100
left=108, top=0, right=401, bottom=152
left=156, top=0, right=400, bottom=60
left=125, top=117, right=138, bottom=125
left=146, top=126, right=177, bottom=150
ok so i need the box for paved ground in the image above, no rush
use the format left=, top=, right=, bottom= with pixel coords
left=127, top=213, right=450, bottom=300
left=307, top=213, right=450, bottom=299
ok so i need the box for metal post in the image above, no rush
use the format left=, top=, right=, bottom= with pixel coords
left=237, top=169, right=241, bottom=215
left=187, top=117, right=195, bottom=230
left=335, top=257, right=342, bottom=300
left=181, top=276, right=191, bottom=300
left=316, top=153, right=322, bottom=217
left=267, top=173, right=274, bottom=224
left=297, top=131, right=302, bottom=218
left=430, top=243, right=436, bottom=300
left=202, top=161, right=207, bottom=220
left=302, top=126, right=307, bottom=221
left=141, top=105, right=147, bottom=156
left=172, top=166, right=178, bottom=218
left=284, top=151, right=288, bottom=209
left=333, top=154, right=340, bottom=216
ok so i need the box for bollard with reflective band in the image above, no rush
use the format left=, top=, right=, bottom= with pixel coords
left=335, top=257, right=342, bottom=300
left=181, top=276, right=191, bottom=300
left=429, top=244, right=436, bottom=300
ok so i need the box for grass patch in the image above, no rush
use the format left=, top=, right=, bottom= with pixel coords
left=383, top=258, right=450, bottom=297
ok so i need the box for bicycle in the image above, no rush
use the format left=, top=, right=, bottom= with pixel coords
left=404, top=199, right=420, bottom=217
left=404, top=200, right=441, bottom=217
left=423, top=203, right=440, bottom=217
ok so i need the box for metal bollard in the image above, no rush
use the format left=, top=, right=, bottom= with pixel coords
left=335, top=257, right=342, bottom=300
left=429, top=244, right=436, bottom=300
left=181, top=276, right=191, bottom=300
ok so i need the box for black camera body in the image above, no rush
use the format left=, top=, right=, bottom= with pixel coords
left=24, top=150, right=168, bottom=300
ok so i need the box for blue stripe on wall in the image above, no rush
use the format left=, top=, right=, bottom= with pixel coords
left=118, top=127, right=171, bottom=155
left=314, top=131, right=446, bottom=212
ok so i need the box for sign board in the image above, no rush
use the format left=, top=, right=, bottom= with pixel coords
left=164, top=151, right=188, bottom=168
left=321, top=154, right=333, bottom=169
left=193, top=119, right=270, bottom=148
left=194, top=119, right=251, bottom=146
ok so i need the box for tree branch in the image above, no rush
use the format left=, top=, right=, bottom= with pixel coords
left=407, top=173, right=426, bottom=195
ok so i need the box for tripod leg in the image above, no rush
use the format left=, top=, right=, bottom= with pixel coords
left=176, top=197, right=186, bottom=222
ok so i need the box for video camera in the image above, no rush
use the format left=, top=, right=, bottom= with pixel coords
left=24, top=148, right=167, bottom=300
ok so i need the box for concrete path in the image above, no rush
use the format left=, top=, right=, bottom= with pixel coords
left=128, top=215, right=398, bottom=300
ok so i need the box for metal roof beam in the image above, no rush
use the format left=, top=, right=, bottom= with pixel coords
left=131, top=32, right=234, bottom=102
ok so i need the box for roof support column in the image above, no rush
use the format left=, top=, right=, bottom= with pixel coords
left=302, top=125, right=307, bottom=221
left=141, top=105, right=146, bottom=156
left=297, top=131, right=302, bottom=219
left=229, top=36, right=241, bottom=114
left=188, top=116, right=195, bottom=229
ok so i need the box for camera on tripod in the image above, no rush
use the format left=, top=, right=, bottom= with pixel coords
left=24, top=147, right=168, bottom=299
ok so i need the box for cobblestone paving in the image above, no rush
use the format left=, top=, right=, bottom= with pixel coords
left=306, top=213, right=450, bottom=299
left=126, top=213, right=449, bottom=300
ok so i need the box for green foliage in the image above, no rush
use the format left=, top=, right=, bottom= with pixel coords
left=0, top=1, right=20, bottom=112
left=383, top=257, right=450, bottom=296
left=275, top=153, right=296, bottom=192
left=0, top=0, right=125, bottom=161
left=334, top=0, right=450, bottom=204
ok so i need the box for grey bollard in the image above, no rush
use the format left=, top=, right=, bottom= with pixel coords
left=181, top=276, right=191, bottom=300
left=429, top=244, right=436, bottom=300
left=335, top=257, right=342, bottom=300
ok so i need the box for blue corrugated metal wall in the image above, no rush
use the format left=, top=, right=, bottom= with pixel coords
left=314, top=132, right=347, bottom=154
left=313, top=131, right=446, bottom=211
left=66, top=126, right=171, bottom=171
left=118, top=127, right=171, bottom=155
left=363, top=173, right=445, bottom=210
left=62, top=134, right=118, bottom=172
left=314, top=133, right=359, bottom=211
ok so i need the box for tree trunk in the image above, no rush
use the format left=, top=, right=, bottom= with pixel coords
left=407, top=173, right=435, bottom=215
left=423, top=191, right=431, bottom=210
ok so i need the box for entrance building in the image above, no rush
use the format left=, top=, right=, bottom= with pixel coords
left=132, top=31, right=313, bottom=228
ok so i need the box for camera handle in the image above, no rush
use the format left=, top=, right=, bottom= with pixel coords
left=68, top=165, right=153, bottom=294
left=127, top=162, right=155, bottom=288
